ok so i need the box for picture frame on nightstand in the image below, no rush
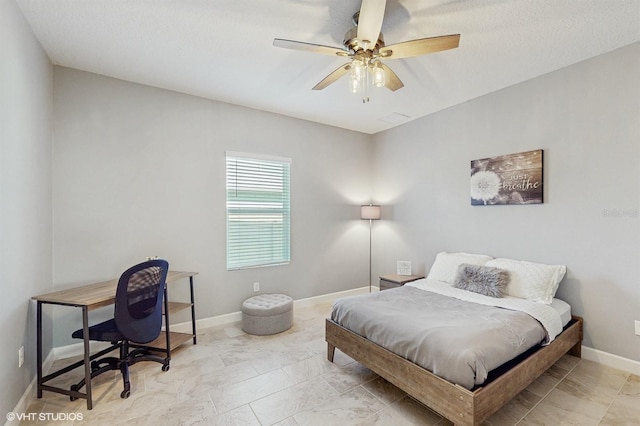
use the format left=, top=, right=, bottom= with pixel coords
left=396, top=260, right=412, bottom=276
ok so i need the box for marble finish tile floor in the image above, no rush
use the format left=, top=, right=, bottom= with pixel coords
left=21, top=302, right=640, bottom=425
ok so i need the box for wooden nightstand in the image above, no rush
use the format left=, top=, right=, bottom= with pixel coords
left=379, top=274, right=425, bottom=291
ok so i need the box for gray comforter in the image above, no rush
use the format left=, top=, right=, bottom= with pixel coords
left=331, top=285, right=547, bottom=389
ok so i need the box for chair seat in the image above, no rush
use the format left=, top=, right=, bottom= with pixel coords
left=72, top=318, right=124, bottom=342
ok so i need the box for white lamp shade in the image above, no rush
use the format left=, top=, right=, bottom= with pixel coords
left=361, top=205, right=381, bottom=220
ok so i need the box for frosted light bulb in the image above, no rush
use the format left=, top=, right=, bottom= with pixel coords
left=350, top=59, right=365, bottom=80
left=373, top=63, right=385, bottom=88
left=349, top=76, right=360, bottom=93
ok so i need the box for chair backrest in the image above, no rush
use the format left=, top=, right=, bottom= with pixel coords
left=114, top=259, right=169, bottom=344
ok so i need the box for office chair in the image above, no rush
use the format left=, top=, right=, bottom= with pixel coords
left=70, top=259, right=170, bottom=399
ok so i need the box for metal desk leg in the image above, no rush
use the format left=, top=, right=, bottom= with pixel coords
left=163, top=288, right=171, bottom=362
left=37, top=301, right=43, bottom=398
left=81, top=306, right=92, bottom=410
left=190, top=276, right=197, bottom=344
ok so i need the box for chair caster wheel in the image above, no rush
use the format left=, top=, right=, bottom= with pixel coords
left=69, top=385, right=78, bottom=401
left=162, top=363, right=170, bottom=372
left=121, top=389, right=130, bottom=399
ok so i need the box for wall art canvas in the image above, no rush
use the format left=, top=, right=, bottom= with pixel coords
left=470, top=149, right=543, bottom=205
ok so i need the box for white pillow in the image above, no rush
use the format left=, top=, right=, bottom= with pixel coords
left=427, top=252, right=493, bottom=284
left=485, top=258, right=566, bottom=304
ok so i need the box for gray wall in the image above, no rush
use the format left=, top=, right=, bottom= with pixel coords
left=3, top=7, right=637, bottom=413
left=0, top=0, right=53, bottom=415
left=371, top=43, right=640, bottom=362
left=52, top=67, right=373, bottom=346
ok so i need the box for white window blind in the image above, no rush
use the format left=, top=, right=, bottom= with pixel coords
left=226, top=152, right=291, bottom=270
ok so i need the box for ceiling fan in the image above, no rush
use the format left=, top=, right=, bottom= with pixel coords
left=273, top=0, right=460, bottom=102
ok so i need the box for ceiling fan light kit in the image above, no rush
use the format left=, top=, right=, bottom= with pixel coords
left=349, top=59, right=386, bottom=103
left=273, top=0, right=460, bottom=103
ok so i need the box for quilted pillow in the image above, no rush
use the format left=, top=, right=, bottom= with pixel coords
left=485, top=258, right=566, bottom=304
left=426, top=252, right=493, bottom=285
left=453, top=264, right=510, bottom=298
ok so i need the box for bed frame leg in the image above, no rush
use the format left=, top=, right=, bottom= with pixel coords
left=569, top=341, right=582, bottom=357
left=568, top=316, right=583, bottom=358
left=327, top=343, right=335, bottom=362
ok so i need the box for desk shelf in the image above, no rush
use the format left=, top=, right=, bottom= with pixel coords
left=164, top=301, right=193, bottom=316
left=160, top=276, right=197, bottom=354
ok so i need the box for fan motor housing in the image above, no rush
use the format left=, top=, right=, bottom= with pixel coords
left=343, top=27, right=385, bottom=53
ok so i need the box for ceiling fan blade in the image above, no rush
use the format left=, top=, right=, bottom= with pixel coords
left=379, top=34, right=460, bottom=59
left=273, top=39, right=349, bottom=57
left=380, top=63, right=404, bottom=91
left=357, top=0, right=386, bottom=49
left=313, top=63, right=351, bottom=90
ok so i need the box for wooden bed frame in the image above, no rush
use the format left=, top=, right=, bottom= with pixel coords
left=326, top=315, right=583, bottom=426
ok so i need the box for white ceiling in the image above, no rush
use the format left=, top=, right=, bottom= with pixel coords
left=16, top=0, right=640, bottom=134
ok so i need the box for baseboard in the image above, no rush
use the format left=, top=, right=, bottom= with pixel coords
left=292, top=285, right=374, bottom=308
left=170, top=285, right=374, bottom=333
left=5, top=350, right=56, bottom=426
left=170, top=310, right=242, bottom=333
left=582, top=345, right=640, bottom=376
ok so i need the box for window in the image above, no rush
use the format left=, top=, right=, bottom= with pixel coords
left=226, top=152, right=291, bottom=270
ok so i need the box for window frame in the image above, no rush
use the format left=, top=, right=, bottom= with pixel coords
left=225, top=151, right=291, bottom=271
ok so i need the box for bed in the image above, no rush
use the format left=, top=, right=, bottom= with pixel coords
left=325, top=252, right=583, bottom=426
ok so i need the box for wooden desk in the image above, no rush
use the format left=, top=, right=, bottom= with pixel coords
left=32, top=270, right=197, bottom=409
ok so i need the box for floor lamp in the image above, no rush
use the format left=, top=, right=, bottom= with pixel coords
left=361, top=204, right=381, bottom=292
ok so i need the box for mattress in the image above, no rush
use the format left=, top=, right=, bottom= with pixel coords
left=550, top=297, right=571, bottom=326
left=331, top=280, right=566, bottom=390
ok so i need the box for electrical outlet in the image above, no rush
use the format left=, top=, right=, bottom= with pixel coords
left=253, top=282, right=260, bottom=292
left=635, top=320, right=640, bottom=336
left=18, top=346, right=24, bottom=368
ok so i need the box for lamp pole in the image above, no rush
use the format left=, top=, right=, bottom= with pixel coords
left=361, top=204, right=380, bottom=292
left=368, top=217, right=373, bottom=292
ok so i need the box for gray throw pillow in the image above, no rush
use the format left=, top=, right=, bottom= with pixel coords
left=453, top=263, right=510, bottom=298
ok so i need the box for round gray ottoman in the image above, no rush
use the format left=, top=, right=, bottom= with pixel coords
left=241, top=294, right=293, bottom=335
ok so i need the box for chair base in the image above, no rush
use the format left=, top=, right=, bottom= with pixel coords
left=70, top=341, right=169, bottom=400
